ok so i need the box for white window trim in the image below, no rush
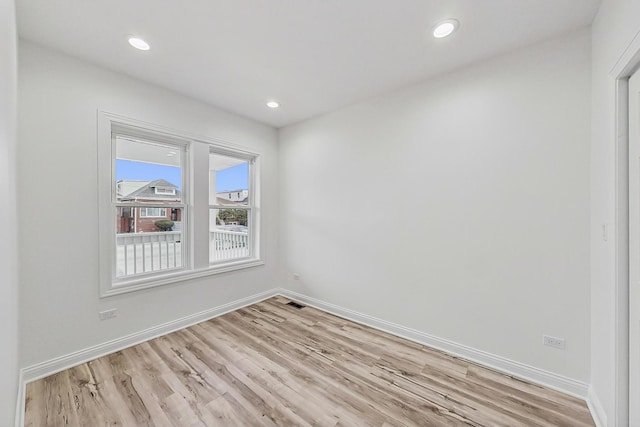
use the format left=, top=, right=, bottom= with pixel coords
left=98, top=111, right=263, bottom=298
left=155, top=187, right=176, bottom=195
left=208, top=145, right=257, bottom=265
left=139, top=207, right=168, bottom=217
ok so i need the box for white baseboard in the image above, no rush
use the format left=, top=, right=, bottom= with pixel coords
left=586, top=386, right=608, bottom=427
left=17, top=287, right=595, bottom=426
left=15, top=370, right=24, bottom=427
left=20, top=288, right=279, bottom=385
left=277, top=288, right=590, bottom=400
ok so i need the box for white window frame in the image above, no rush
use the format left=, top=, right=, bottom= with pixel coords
left=139, top=207, right=167, bottom=217
left=208, top=147, right=256, bottom=265
left=155, top=187, right=176, bottom=195
left=98, top=112, right=263, bottom=297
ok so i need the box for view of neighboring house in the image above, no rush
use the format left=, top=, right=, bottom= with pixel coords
left=214, top=190, right=249, bottom=227
left=116, top=179, right=182, bottom=233
left=216, top=189, right=248, bottom=204
left=116, top=179, right=249, bottom=233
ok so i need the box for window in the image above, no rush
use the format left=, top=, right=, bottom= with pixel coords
left=139, top=207, right=167, bottom=217
left=155, top=187, right=176, bottom=195
left=209, top=150, right=254, bottom=264
left=113, top=134, right=186, bottom=281
left=98, top=113, right=262, bottom=297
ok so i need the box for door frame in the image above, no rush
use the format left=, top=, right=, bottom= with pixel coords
left=612, top=33, right=640, bottom=427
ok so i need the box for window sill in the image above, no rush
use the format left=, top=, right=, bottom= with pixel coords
left=100, top=258, right=265, bottom=298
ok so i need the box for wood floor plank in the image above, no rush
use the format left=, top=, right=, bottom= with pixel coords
left=184, top=327, right=324, bottom=424
left=213, top=314, right=400, bottom=426
left=25, top=297, right=596, bottom=426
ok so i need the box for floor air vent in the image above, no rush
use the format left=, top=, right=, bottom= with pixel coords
left=287, top=301, right=305, bottom=309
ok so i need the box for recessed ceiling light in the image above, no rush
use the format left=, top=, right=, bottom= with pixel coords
left=128, top=37, right=150, bottom=51
left=432, top=19, right=459, bottom=39
left=266, top=101, right=280, bottom=109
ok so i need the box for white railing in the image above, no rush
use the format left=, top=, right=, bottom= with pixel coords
left=210, top=229, right=249, bottom=262
left=116, top=231, right=182, bottom=277
left=116, top=229, right=249, bottom=277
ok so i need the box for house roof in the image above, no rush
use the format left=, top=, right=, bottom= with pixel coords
left=120, top=179, right=181, bottom=201
left=215, top=197, right=249, bottom=206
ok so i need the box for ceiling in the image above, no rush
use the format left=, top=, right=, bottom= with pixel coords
left=117, top=136, right=245, bottom=171
left=17, top=0, right=600, bottom=128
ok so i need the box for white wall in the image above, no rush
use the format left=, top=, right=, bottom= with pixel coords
left=18, top=42, right=279, bottom=367
left=0, top=0, right=19, bottom=424
left=279, top=31, right=591, bottom=382
left=590, top=0, right=640, bottom=425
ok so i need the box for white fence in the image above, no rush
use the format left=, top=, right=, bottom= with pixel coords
left=116, top=231, right=182, bottom=277
left=116, top=229, right=249, bottom=277
left=210, top=230, right=249, bottom=262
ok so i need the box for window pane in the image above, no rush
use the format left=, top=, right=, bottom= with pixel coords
left=209, top=152, right=249, bottom=206
left=116, top=207, right=184, bottom=277
left=140, top=207, right=167, bottom=217
left=209, top=208, right=250, bottom=263
left=115, top=136, right=183, bottom=203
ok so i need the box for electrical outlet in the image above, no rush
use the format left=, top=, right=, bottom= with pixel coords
left=543, top=335, right=565, bottom=350
left=293, top=273, right=300, bottom=280
left=99, top=309, right=118, bottom=321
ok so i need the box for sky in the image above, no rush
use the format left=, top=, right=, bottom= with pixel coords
left=116, top=160, right=248, bottom=192
left=216, top=162, right=248, bottom=191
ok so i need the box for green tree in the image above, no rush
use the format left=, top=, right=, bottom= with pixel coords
left=218, top=209, right=247, bottom=225
left=154, top=219, right=174, bottom=231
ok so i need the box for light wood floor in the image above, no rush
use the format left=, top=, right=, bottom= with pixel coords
left=25, top=297, right=595, bottom=426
